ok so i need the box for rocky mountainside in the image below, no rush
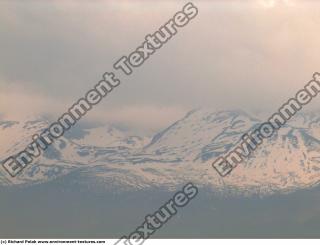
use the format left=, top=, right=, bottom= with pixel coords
left=1, top=109, right=320, bottom=196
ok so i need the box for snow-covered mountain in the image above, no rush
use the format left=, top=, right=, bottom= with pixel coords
left=1, top=109, right=320, bottom=196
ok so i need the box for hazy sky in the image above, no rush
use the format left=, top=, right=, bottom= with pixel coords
left=1, top=0, right=320, bottom=133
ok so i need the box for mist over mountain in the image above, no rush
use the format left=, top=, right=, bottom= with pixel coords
left=1, top=108, right=320, bottom=196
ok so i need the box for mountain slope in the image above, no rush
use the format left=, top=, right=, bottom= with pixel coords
left=1, top=109, right=320, bottom=196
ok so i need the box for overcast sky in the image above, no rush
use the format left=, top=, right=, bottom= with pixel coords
left=1, top=0, right=320, bottom=134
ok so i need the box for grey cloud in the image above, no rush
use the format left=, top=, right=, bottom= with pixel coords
left=1, top=0, right=320, bottom=117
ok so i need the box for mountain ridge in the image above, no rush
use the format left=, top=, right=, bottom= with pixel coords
left=1, top=109, right=320, bottom=196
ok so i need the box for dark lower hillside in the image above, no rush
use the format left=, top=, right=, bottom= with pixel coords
left=1, top=170, right=320, bottom=238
